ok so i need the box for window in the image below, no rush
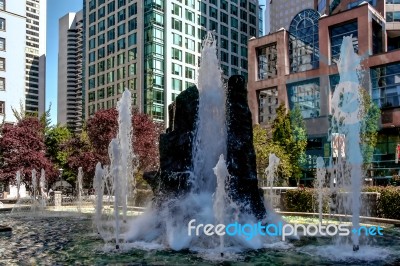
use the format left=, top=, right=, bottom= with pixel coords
left=108, top=1, right=115, bottom=13
left=185, top=52, right=195, bottom=65
left=108, top=15, right=115, bottom=27
left=0, top=0, right=4, bottom=11
left=386, top=11, right=400, bottom=22
left=185, top=38, right=195, bottom=51
left=371, top=63, right=400, bottom=108
left=0, top=101, right=4, bottom=115
left=172, top=18, right=182, bottom=31
left=287, top=78, right=321, bottom=119
left=387, top=0, right=400, bottom=3
left=173, top=33, right=182, bottom=46
left=289, top=9, right=320, bottom=73
left=185, top=67, right=195, bottom=79
left=128, top=18, right=137, bottom=31
left=0, top=57, right=5, bottom=71
left=0, top=77, right=4, bottom=90
left=98, top=34, right=105, bottom=45
left=172, top=3, right=181, bottom=16
left=330, top=21, right=358, bottom=64
left=118, top=24, right=125, bottom=36
left=186, top=10, right=194, bottom=22
left=172, top=63, right=182, bottom=76
left=128, top=33, right=137, bottom=46
left=0, top=18, right=5, bottom=31
left=98, top=20, right=105, bottom=32
left=209, top=7, right=218, bottom=19
left=258, top=88, right=278, bottom=124
left=172, top=78, right=182, bottom=91
left=185, top=24, right=195, bottom=36
left=172, top=48, right=182, bottom=60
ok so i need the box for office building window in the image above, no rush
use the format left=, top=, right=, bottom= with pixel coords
left=0, top=101, right=4, bottom=115
left=287, top=78, right=321, bottom=119
left=172, top=48, right=182, bottom=60
left=258, top=87, right=278, bottom=124
left=257, top=43, right=277, bottom=80
left=172, top=63, right=182, bottom=76
left=0, top=0, right=4, bottom=11
left=0, top=57, right=4, bottom=71
left=0, top=77, right=4, bottom=90
left=172, top=78, right=182, bottom=91
left=371, top=63, right=400, bottom=108
left=289, top=9, right=319, bottom=73
left=0, top=37, right=5, bottom=50
left=386, top=11, right=400, bottom=22
left=0, top=18, right=5, bottom=30
left=330, top=21, right=358, bottom=64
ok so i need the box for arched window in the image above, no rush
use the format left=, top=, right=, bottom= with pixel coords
left=289, top=9, right=320, bottom=73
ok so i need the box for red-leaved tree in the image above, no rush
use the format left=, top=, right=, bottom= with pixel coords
left=64, top=131, right=99, bottom=186
left=0, top=117, right=57, bottom=189
left=86, top=108, right=161, bottom=173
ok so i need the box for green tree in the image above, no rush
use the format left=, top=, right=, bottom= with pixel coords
left=254, top=104, right=308, bottom=186
left=45, top=125, right=72, bottom=166
left=289, top=104, right=308, bottom=182
left=359, top=89, right=380, bottom=165
left=253, top=124, right=292, bottom=186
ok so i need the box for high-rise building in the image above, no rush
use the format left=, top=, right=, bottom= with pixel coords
left=83, top=0, right=259, bottom=124
left=248, top=0, right=400, bottom=184
left=58, top=11, right=84, bottom=132
left=0, top=1, right=26, bottom=123
left=25, top=0, right=46, bottom=116
left=269, top=0, right=314, bottom=32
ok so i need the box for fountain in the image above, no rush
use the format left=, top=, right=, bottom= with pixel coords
left=1, top=33, right=399, bottom=265
left=264, top=153, right=280, bottom=205
left=316, top=157, right=326, bottom=224
left=76, top=167, right=83, bottom=212
left=328, top=36, right=365, bottom=251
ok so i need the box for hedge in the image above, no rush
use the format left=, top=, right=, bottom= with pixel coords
left=281, top=187, right=400, bottom=220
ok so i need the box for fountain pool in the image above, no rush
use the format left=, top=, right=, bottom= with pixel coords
left=1, top=214, right=400, bottom=265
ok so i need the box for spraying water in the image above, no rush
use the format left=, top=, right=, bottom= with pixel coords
left=39, top=169, right=46, bottom=207
left=213, top=154, right=230, bottom=256
left=192, top=32, right=227, bottom=193
left=264, top=154, right=280, bottom=204
left=94, top=89, right=136, bottom=249
left=32, top=169, right=37, bottom=200
left=330, top=36, right=364, bottom=251
left=316, top=157, right=326, bottom=224
left=16, top=171, right=21, bottom=200
left=77, top=167, right=83, bottom=212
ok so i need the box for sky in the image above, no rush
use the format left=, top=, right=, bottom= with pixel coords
left=46, top=0, right=83, bottom=125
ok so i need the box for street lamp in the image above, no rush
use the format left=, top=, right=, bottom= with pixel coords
left=59, top=168, right=63, bottom=193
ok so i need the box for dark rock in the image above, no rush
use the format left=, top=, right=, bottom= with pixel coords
left=0, top=225, right=12, bottom=233
left=144, top=76, right=267, bottom=221
left=143, top=86, right=199, bottom=202
left=226, top=75, right=267, bottom=221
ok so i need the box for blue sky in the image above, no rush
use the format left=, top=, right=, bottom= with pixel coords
left=46, top=0, right=83, bottom=125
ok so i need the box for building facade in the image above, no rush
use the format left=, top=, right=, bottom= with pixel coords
left=83, top=0, right=259, bottom=124
left=25, top=0, right=46, bottom=116
left=58, top=11, right=84, bottom=132
left=0, top=1, right=27, bottom=123
left=248, top=1, right=400, bottom=183
left=269, top=0, right=315, bottom=33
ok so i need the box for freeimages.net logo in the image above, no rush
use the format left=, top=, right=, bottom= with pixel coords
left=188, top=219, right=384, bottom=241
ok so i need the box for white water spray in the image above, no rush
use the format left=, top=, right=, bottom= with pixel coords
left=77, top=167, right=83, bottom=212
left=316, top=157, right=326, bottom=224
left=264, top=153, right=280, bottom=204
left=213, top=154, right=230, bottom=255
left=192, top=32, right=227, bottom=192
left=330, top=36, right=364, bottom=251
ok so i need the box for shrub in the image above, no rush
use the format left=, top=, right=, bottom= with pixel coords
left=281, top=187, right=400, bottom=220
